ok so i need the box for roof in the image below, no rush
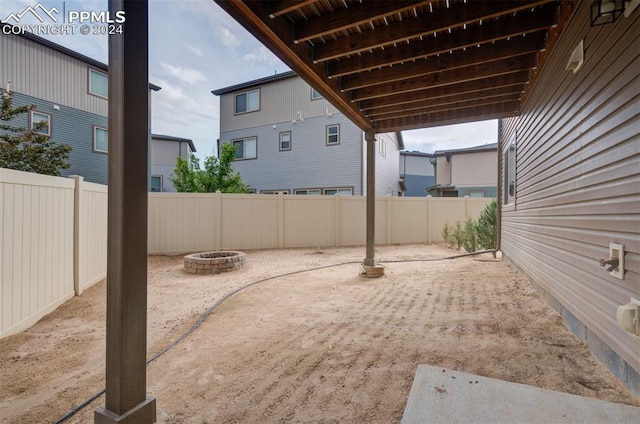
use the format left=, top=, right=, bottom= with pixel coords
left=2, top=23, right=161, bottom=91
left=212, top=71, right=297, bottom=95
left=434, top=143, right=498, bottom=156
left=214, top=0, right=575, bottom=133
left=400, top=151, right=435, bottom=158
left=151, top=134, right=196, bottom=152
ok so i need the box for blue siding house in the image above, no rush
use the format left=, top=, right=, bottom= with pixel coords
left=0, top=24, right=159, bottom=185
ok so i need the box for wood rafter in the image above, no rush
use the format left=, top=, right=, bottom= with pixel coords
left=215, top=0, right=569, bottom=132
left=313, top=0, right=554, bottom=62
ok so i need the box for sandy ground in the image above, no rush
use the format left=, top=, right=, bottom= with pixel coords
left=0, top=244, right=638, bottom=423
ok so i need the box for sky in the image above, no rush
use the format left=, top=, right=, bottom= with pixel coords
left=1, top=0, right=498, bottom=158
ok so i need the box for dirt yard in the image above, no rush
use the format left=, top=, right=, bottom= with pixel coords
left=0, top=244, right=638, bottom=423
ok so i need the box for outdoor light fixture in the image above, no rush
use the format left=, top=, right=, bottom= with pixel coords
left=590, top=0, right=624, bottom=26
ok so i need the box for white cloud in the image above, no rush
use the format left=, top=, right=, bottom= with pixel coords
left=216, top=25, right=240, bottom=48
left=243, top=46, right=281, bottom=66
left=160, top=63, right=208, bottom=85
left=187, top=45, right=203, bottom=57
left=402, top=120, right=498, bottom=153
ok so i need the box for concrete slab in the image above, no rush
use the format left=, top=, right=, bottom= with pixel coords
left=402, top=365, right=640, bottom=424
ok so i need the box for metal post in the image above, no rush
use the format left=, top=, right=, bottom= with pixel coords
left=362, top=129, right=384, bottom=277
left=95, top=1, right=156, bottom=422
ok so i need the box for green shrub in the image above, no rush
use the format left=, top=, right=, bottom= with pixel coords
left=441, top=221, right=452, bottom=247
left=476, top=199, right=497, bottom=256
left=462, top=216, right=478, bottom=253
left=452, top=221, right=463, bottom=250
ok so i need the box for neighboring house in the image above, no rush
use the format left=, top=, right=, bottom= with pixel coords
left=0, top=24, right=159, bottom=185
left=499, top=2, right=639, bottom=393
left=428, top=143, right=497, bottom=198
left=212, top=72, right=404, bottom=196
left=399, top=151, right=435, bottom=197
left=150, top=134, right=196, bottom=192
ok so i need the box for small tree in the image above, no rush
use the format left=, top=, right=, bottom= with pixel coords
left=0, top=89, right=72, bottom=176
left=462, top=216, right=478, bottom=253
left=441, top=221, right=452, bottom=247
left=169, top=143, right=251, bottom=193
left=476, top=199, right=497, bottom=256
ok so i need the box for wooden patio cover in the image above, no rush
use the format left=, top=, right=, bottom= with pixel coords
left=215, top=0, right=575, bottom=132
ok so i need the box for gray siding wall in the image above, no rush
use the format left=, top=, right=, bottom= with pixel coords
left=220, top=114, right=363, bottom=194
left=4, top=92, right=108, bottom=184
left=219, top=76, right=340, bottom=132
left=0, top=32, right=108, bottom=116
left=401, top=154, right=435, bottom=197
left=371, top=132, right=403, bottom=196
left=499, top=2, right=639, bottom=380
left=150, top=139, right=193, bottom=192
left=451, top=151, right=497, bottom=186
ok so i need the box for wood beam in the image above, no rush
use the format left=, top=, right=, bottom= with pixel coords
left=293, top=1, right=430, bottom=43
left=268, top=0, right=317, bottom=18
left=365, top=87, right=522, bottom=120
left=326, top=6, right=557, bottom=77
left=375, top=102, right=521, bottom=132
left=214, top=0, right=372, bottom=131
left=350, top=54, right=537, bottom=101
left=313, top=0, right=553, bottom=62
left=358, top=72, right=530, bottom=110
left=339, top=36, right=545, bottom=91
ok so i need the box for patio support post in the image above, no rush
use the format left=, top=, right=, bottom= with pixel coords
left=362, top=129, right=384, bottom=277
left=95, top=1, right=156, bottom=423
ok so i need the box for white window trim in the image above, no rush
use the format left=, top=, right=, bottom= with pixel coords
left=311, top=87, right=323, bottom=100
left=93, top=125, right=108, bottom=154
left=30, top=110, right=51, bottom=136
left=150, top=175, right=163, bottom=192
left=232, top=137, right=258, bottom=160
left=88, top=68, right=108, bottom=99
left=326, top=124, right=340, bottom=145
left=503, top=132, right=517, bottom=207
left=279, top=131, right=292, bottom=151
left=234, top=88, right=260, bottom=115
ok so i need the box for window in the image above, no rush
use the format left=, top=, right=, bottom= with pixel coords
left=279, top=131, right=291, bottom=151
left=311, top=87, right=322, bottom=100
left=261, top=190, right=289, bottom=194
left=30, top=111, right=51, bottom=136
left=326, top=124, right=340, bottom=145
left=323, top=188, right=352, bottom=196
left=89, top=68, right=108, bottom=98
left=503, top=133, right=516, bottom=205
left=94, top=126, right=108, bottom=153
left=234, top=89, right=260, bottom=114
left=233, top=137, right=257, bottom=160
left=469, top=190, right=485, bottom=198
left=378, top=139, right=387, bottom=158
left=150, top=175, right=163, bottom=192
left=294, top=189, right=321, bottom=195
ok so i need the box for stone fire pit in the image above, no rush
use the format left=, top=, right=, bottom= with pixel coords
left=183, top=251, right=247, bottom=274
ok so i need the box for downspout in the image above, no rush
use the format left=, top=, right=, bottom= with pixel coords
left=496, top=121, right=503, bottom=252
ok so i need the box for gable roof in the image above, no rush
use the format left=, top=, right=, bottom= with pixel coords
left=151, top=134, right=196, bottom=152
left=211, top=71, right=297, bottom=95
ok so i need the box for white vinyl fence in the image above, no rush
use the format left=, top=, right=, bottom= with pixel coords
left=147, top=193, right=490, bottom=254
left=1, top=168, right=490, bottom=338
left=0, top=169, right=107, bottom=338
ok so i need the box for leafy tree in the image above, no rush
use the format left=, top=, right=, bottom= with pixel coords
left=0, top=89, right=72, bottom=176
left=169, top=143, right=251, bottom=193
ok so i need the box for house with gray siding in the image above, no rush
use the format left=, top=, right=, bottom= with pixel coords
left=399, top=151, right=435, bottom=197
left=212, top=72, right=403, bottom=196
left=429, top=143, right=497, bottom=198
left=0, top=24, right=159, bottom=185
left=150, top=134, right=196, bottom=192
left=498, top=2, right=639, bottom=394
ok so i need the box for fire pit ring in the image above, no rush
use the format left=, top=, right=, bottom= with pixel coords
left=183, top=251, right=247, bottom=274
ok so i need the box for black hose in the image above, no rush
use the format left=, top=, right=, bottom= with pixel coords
left=54, top=249, right=495, bottom=423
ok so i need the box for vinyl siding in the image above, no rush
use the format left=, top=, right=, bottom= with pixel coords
left=370, top=132, right=403, bottom=196
left=219, top=76, right=340, bottom=132
left=499, top=1, right=639, bottom=378
left=220, top=114, right=363, bottom=194
left=150, top=139, right=192, bottom=192
left=4, top=92, right=108, bottom=184
left=451, top=151, right=497, bottom=186
left=0, top=32, right=108, bottom=116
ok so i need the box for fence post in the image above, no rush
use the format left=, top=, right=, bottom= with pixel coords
left=386, top=195, right=393, bottom=244
left=278, top=192, right=285, bottom=248
left=334, top=194, right=341, bottom=247
left=214, top=191, right=222, bottom=250
left=70, top=175, right=83, bottom=296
